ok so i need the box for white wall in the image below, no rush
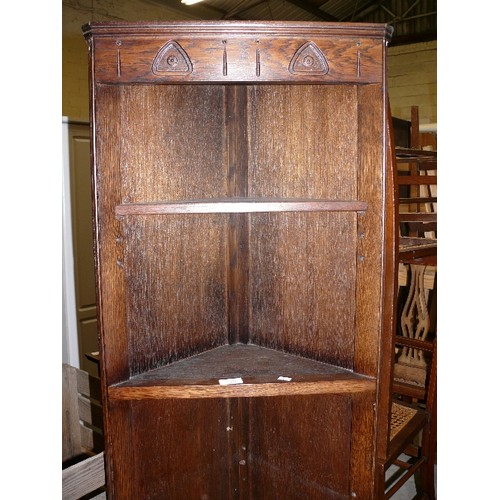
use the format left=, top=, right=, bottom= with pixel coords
left=62, top=117, right=80, bottom=367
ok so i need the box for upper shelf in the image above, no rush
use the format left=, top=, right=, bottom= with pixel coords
left=115, top=198, right=368, bottom=216
left=108, top=343, right=375, bottom=400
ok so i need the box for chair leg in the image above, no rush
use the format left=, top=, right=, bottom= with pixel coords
left=374, top=461, right=387, bottom=499
left=419, top=407, right=436, bottom=500
left=420, top=444, right=436, bottom=498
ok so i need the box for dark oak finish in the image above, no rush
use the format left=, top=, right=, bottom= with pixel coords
left=82, top=21, right=390, bottom=85
left=84, top=21, right=394, bottom=499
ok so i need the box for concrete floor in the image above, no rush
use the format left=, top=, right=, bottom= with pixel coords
left=387, top=455, right=437, bottom=499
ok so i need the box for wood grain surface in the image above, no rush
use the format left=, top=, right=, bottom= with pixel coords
left=85, top=20, right=393, bottom=499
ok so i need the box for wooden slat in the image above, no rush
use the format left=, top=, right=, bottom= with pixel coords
left=399, top=213, right=436, bottom=222
left=394, top=337, right=434, bottom=353
left=384, top=456, right=426, bottom=499
left=413, top=161, right=438, bottom=171
left=399, top=197, right=437, bottom=204
left=62, top=452, right=105, bottom=500
left=397, top=176, right=437, bottom=185
left=62, top=364, right=82, bottom=462
left=392, top=380, right=426, bottom=401
left=395, top=147, right=437, bottom=159
left=77, top=395, right=104, bottom=430
left=76, top=368, right=102, bottom=401
left=64, top=364, right=104, bottom=462
left=80, top=425, right=94, bottom=451
left=80, top=425, right=104, bottom=452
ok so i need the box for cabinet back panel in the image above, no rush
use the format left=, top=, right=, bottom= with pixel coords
left=247, top=85, right=358, bottom=199
left=249, top=212, right=357, bottom=368
left=118, top=85, right=228, bottom=202
left=122, top=214, right=229, bottom=375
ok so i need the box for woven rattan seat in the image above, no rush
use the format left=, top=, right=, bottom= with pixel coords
left=390, top=402, right=418, bottom=440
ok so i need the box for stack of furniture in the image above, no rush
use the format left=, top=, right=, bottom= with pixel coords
left=62, top=364, right=106, bottom=499
left=375, top=107, right=437, bottom=498
left=83, top=20, right=397, bottom=498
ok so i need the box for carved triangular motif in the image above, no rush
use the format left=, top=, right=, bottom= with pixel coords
left=289, top=41, right=329, bottom=75
left=152, top=40, right=193, bottom=75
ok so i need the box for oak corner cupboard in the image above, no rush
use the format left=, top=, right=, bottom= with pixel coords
left=83, top=20, right=395, bottom=499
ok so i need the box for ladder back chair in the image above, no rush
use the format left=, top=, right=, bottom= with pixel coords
left=376, top=106, right=437, bottom=499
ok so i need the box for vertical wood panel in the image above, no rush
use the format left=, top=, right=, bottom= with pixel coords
left=122, top=214, right=229, bottom=376
left=350, top=391, right=377, bottom=499
left=249, top=212, right=357, bottom=368
left=354, top=84, right=385, bottom=377
left=119, top=85, right=227, bottom=202
left=247, top=85, right=358, bottom=199
left=94, top=85, right=128, bottom=385
left=105, top=400, right=134, bottom=499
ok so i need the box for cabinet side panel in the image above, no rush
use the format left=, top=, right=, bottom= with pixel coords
left=249, top=212, right=357, bottom=368
left=108, top=399, right=233, bottom=499
left=119, top=85, right=227, bottom=202
left=354, top=84, right=385, bottom=376
left=122, top=214, right=229, bottom=375
left=105, top=400, right=134, bottom=499
left=247, top=85, right=358, bottom=199
left=94, top=85, right=129, bottom=384
left=349, top=391, right=377, bottom=499
left=247, top=394, right=351, bottom=499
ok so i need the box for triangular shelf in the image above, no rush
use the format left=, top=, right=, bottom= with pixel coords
left=289, top=41, right=329, bottom=75
left=152, top=40, right=193, bottom=75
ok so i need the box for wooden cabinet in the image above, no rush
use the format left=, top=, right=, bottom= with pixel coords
left=83, top=21, right=395, bottom=499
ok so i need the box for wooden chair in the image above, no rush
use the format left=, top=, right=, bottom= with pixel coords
left=396, top=105, right=437, bottom=262
left=381, top=263, right=437, bottom=499
left=62, top=363, right=106, bottom=500
left=375, top=107, right=437, bottom=499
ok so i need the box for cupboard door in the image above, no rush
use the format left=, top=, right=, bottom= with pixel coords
left=247, top=394, right=353, bottom=499
left=108, top=399, right=234, bottom=499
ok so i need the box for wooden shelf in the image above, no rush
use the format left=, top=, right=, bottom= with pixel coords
left=109, top=343, right=375, bottom=400
left=115, top=198, right=368, bottom=216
